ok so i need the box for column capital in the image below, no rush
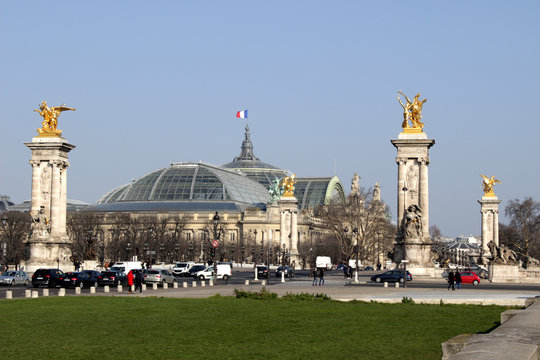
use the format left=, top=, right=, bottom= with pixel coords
left=418, top=157, right=430, bottom=165
left=29, top=160, right=41, bottom=167
left=395, top=157, right=408, bottom=165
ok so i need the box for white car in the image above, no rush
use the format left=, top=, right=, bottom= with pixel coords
left=193, top=264, right=231, bottom=281
left=173, top=262, right=195, bottom=276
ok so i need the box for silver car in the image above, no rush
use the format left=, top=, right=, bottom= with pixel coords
left=143, top=269, right=176, bottom=285
left=0, top=271, right=30, bottom=286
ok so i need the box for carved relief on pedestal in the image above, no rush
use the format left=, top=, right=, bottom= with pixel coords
left=406, top=162, right=419, bottom=201
left=40, top=164, right=51, bottom=201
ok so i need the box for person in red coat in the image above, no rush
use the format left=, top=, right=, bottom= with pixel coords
left=127, top=270, right=134, bottom=294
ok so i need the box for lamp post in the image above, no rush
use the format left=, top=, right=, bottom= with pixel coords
left=212, top=211, right=221, bottom=284
left=402, top=185, right=408, bottom=288
left=253, top=229, right=258, bottom=281
left=281, top=243, right=287, bottom=283
left=352, top=227, right=359, bottom=283
left=376, top=232, right=382, bottom=270
left=1, top=215, right=7, bottom=269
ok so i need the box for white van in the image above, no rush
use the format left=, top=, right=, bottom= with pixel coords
left=110, top=261, right=142, bottom=274
left=194, top=264, right=231, bottom=280
left=348, top=259, right=363, bottom=269
left=173, top=262, right=195, bottom=276
left=316, top=256, right=332, bottom=270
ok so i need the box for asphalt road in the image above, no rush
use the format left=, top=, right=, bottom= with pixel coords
left=1, top=268, right=540, bottom=299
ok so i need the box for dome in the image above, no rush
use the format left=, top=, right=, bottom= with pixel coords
left=96, top=162, right=270, bottom=210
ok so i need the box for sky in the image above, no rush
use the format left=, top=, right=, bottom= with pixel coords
left=1, top=1, right=539, bottom=238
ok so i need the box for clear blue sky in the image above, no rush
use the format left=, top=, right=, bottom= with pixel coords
left=1, top=1, right=539, bottom=237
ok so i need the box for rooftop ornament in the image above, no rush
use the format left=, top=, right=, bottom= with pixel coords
left=397, top=91, right=427, bottom=133
left=480, top=175, right=501, bottom=197
left=34, top=100, right=75, bottom=137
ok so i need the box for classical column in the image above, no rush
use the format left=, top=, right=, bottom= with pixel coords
left=49, top=161, right=61, bottom=237
left=493, top=209, right=499, bottom=246
left=419, top=158, right=430, bottom=240
left=59, top=161, right=69, bottom=235
left=29, top=160, right=42, bottom=214
left=478, top=197, right=502, bottom=256
left=290, top=211, right=298, bottom=253
left=280, top=211, right=286, bottom=247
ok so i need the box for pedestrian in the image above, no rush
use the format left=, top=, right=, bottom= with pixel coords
left=127, top=270, right=134, bottom=294
left=343, top=265, right=348, bottom=279
left=312, top=267, right=318, bottom=286
left=455, top=269, right=462, bottom=291
left=447, top=270, right=455, bottom=291
left=377, top=262, right=381, bottom=271
left=134, top=270, right=143, bottom=293
left=348, top=266, right=353, bottom=279
left=318, top=267, right=325, bottom=286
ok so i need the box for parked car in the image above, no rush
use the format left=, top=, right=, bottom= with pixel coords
left=336, top=264, right=347, bottom=271
left=172, top=262, right=195, bottom=276
left=275, top=265, right=294, bottom=278
left=32, top=268, right=66, bottom=288
left=371, top=270, right=412, bottom=283
left=82, top=270, right=101, bottom=281
left=363, top=266, right=375, bottom=271
left=143, top=269, right=176, bottom=285
left=187, top=265, right=207, bottom=277
left=459, top=271, right=481, bottom=286
left=97, top=270, right=127, bottom=286
left=257, top=265, right=269, bottom=279
left=62, top=272, right=99, bottom=288
left=0, top=271, right=30, bottom=286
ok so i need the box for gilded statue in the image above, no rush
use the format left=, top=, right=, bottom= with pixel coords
left=480, top=175, right=501, bottom=197
left=397, top=91, right=427, bottom=131
left=281, top=174, right=297, bottom=198
left=34, top=100, right=76, bottom=137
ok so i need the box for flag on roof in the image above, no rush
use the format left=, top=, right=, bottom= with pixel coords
left=236, top=110, right=248, bottom=119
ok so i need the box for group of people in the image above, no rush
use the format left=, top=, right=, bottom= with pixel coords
left=447, top=269, right=462, bottom=291
left=311, top=267, right=325, bottom=286
left=127, top=269, right=144, bottom=294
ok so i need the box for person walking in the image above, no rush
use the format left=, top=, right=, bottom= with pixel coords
left=312, top=267, right=318, bottom=286
left=134, top=270, right=143, bottom=294
left=127, top=270, right=134, bottom=294
left=318, top=267, right=325, bottom=286
left=455, top=269, right=462, bottom=291
left=447, top=270, right=455, bottom=291
left=343, top=265, right=348, bottom=279
left=348, top=266, right=353, bottom=279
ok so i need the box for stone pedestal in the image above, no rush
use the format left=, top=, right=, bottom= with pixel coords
left=391, top=131, right=435, bottom=274
left=278, top=196, right=300, bottom=268
left=24, top=136, right=75, bottom=273
left=491, top=264, right=520, bottom=282
left=478, top=196, right=502, bottom=260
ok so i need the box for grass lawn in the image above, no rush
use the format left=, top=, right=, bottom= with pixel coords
left=0, top=294, right=508, bottom=360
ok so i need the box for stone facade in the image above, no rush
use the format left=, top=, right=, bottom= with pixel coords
left=478, top=196, right=502, bottom=257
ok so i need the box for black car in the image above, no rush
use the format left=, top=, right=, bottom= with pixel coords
left=188, top=265, right=207, bottom=278
left=257, top=265, right=269, bottom=279
left=62, top=272, right=99, bottom=288
left=275, top=266, right=294, bottom=278
left=32, top=268, right=66, bottom=288
left=97, top=270, right=127, bottom=286
left=82, top=270, right=101, bottom=282
left=371, top=270, right=412, bottom=283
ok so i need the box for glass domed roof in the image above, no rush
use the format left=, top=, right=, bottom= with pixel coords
left=97, top=162, right=270, bottom=206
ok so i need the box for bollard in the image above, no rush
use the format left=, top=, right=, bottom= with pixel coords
left=245, top=280, right=249, bottom=286
left=43, top=289, right=49, bottom=297
left=261, top=280, right=266, bottom=286
left=6, top=290, right=12, bottom=299
left=395, top=282, right=399, bottom=288
left=163, top=283, right=168, bottom=289
left=117, top=285, right=123, bottom=292
left=32, top=291, right=38, bottom=298
left=183, top=282, right=188, bottom=288
left=209, top=280, right=214, bottom=287
left=142, top=284, right=147, bottom=291
left=104, top=285, right=110, bottom=293
left=152, top=283, right=158, bottom=290
left=192, top=281, right=197, bottom=288
left=58, top=288, right=65, bottom=296
left=25, top=289, right=31, bottom=298
left=90, top=287, right=96, bottom=294
left=201, top=281, right=205, bottom=287
left=173, top=282, right=178, bottom=289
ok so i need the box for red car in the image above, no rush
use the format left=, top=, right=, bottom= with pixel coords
left=459, top=271, right=481, bottom=285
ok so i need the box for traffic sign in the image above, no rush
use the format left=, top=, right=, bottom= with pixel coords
left=212, top=240, right=219, bottom=248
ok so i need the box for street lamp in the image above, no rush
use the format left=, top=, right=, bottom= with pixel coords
left=281, top=243, right=287, bottom=283
left=352, top=227, right=359, bottom=283
left=402, top=185, right=408, bottom=288
left=212, top=211, right=220, bottom=284
left=253, top=230, right=258, bottom=281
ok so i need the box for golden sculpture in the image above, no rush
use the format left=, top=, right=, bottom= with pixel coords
left=281, top=174, right=297, bottom=197
left=397, top=91, right=427, bottom=132
left=480, top=175, right=501, bottom=197
left=34, top=100, right=76, bottom=137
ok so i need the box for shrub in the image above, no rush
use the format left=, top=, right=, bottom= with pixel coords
left=234, top=287, right=277, bottom=300
left=401, top=296, right=415, bottom=304
left=281, top=292, right=332, bottom=302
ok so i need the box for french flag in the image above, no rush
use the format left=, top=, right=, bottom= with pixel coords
left=236, top=110, right=248, bottom=119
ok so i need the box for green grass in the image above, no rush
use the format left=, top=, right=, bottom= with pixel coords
left=0, top=295, right=508, bottom=360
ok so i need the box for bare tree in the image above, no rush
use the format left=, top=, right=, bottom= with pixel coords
left=503, top=197, right=540, bottom=266
left=67, top=211, right=103, bottom=264
left=1, top=211, right=31, bottom=269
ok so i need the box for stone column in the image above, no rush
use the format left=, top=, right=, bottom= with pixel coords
left=278, top=196, right=299, bottom=268
left=478, top=197, right=501, bottom=256
left=396, top=157, right=407, bottom=225
left=419, top=158, right=430, bottom=241
left=29, top=160, right=42, bottom=214
left=50, top=161, right=61, bottom=237
left=280, top=211, right=287, bottom=247
left=290, top=211, right=298, bottom=254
